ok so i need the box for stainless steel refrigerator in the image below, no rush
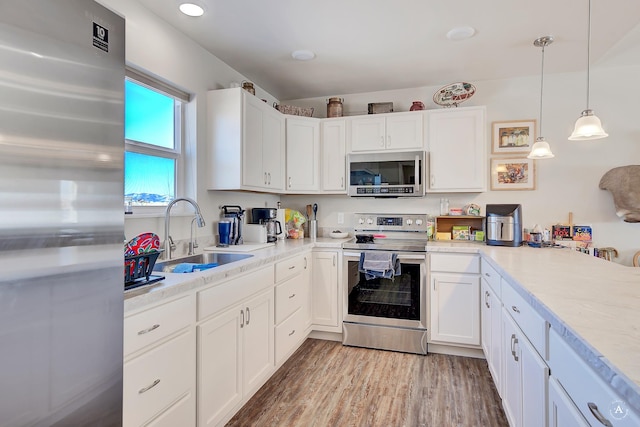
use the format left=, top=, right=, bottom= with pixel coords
left=0, top=1, right=125, bottom=425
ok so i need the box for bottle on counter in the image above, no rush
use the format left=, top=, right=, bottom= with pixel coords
left=439, top=198, right=449, bottom=216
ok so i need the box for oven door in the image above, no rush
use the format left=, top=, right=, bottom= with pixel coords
left=343, top=251, right=427, bottom=330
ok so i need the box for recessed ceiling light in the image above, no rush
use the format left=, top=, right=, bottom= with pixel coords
left=446, top=26, right=476, bottom=41
left=179, top=3, right=204, bottom=17
left=291, top=50, right=315, bottom=61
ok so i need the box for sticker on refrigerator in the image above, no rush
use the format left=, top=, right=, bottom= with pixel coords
left=93, top=22, right=109, bottom=52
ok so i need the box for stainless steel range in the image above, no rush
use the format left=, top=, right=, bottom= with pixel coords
left=342, top=213, right=429, bottom=355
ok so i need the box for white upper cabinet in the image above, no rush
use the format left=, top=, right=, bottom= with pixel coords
left=427, top=106, right=486, bottom=192
left=321, top=119, right=347, bottom=192
left=207, top=88, right=284, bottom=192
left=285, top=116, right=320, bottom=192
left=349, top=111, right=424, bottom=152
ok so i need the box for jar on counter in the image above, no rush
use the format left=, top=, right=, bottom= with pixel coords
left=327, top=97, right=344, bottom=117
left=242, top=81, right=255, bottom=95
left=410, top=101, right=425, bottom=111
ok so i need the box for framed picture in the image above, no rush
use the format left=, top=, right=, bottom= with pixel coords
left=490, top=157, right=536, bottom=191
left=492, top=120, right=536, bottom=154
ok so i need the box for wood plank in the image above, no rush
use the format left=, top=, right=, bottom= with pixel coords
left=227, top=339, right=508, bottom=426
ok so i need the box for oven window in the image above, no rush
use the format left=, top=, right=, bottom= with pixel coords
left=347, top=260, right=420, bottom=320
left=349, top=160, right=419, bottom=186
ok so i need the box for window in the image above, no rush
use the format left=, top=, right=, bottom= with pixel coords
left=124, top=69, right=189, bottom=208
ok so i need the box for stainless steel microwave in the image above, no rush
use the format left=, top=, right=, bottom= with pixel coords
left=348, top=151, right=425, bottom=197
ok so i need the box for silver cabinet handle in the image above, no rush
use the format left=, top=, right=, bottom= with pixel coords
left=138, top=324, right=160, bottom=335
left=333, top=255, right=336, bottom=267
left=289, top=293, right=296, bottom=299
left=587, top=403, right=614, bottom=427
left=268, top=172, right=271, bottom=185
left=138, top=379, right=160, bottom=394
left=387, top=135, right=391, bottom=147
left=240, top=309, right=244, bottom=328
left=430, top=174, right=435, bottom=187
left=484, top=291, right=490, bottom=309
left=288, top=177, right=292, bottom=188
left=510, top=334, right=519, bottom=362
left=289, top=329, right=296, bottom=336
left=304, top=257, right=307, bottom=269
left=288, top=265, right=296, bottom=270
left=246, top=307, right=250, bottom=325
left=340, top=177, right=344, bottom=188
left=264, top=172, right=267, bottom=185
left=512, top=305, right=520, bottom=314
left=485, top=272, right=491, bottom=277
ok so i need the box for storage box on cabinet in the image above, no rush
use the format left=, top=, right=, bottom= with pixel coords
left=502, top=281, right=548, bottom=358
left=197, top=265, right=274, bottom=321
left=123, top=329, right=195, bottom=427
left=548, top=328, right=640, bottom=426
left=124, top=294, right=194, bottom=356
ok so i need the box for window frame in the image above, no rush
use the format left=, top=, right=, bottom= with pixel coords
left=124, top=68, right=190, bottom=215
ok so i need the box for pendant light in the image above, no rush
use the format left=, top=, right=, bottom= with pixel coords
left=528, top=36, right=555, bottom=159
left=568, top=0, right=608, bottom=140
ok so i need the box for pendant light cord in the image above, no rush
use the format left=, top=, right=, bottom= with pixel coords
left=539, top=43, right=546, bottom=136
left=586, top=0, right=592, bottom=109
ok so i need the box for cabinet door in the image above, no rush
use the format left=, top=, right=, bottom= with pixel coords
left=286, top=117, right=320, bottom=191
left=385, top=112, right=424, bottom=150
left=350, top=116, right=385, bottom=151
left=489, top=282, right=503, bottom=396
left=321, top=119, right=346, bottom=191
left=481, top=279, right=492, bottom=356
left=430, top=273, right=480, bottom=345
left=311, top=251, right=339, bottom=327
left=197, top=307, right=242, bottom=427
left=242, top=289, right=274, bottom=396
left=261, top=105, right=285, bottom=190
left=521, top=327, right=549, bottom=427
left=242, top=95, right=266, bottom=188
left=502, top=308, right=522, bottom=427
left=427, top=107, right=486, bottom=192
left=548, top=376, right=590, bottom=427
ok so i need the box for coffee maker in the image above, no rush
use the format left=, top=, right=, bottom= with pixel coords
left=251, top=208, right=282, bottom=242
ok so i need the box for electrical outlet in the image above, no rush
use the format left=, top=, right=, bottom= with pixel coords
left=337, top=212, right=344, bottom=224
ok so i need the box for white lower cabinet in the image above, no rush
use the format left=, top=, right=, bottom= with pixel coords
left=429, top=253, right=480, bottom=346
left=548, top=376, right=589, bottom=427
left=502, top=306, right=549, bottom=427
left=197, top=289, right=274, bottom=427
left=481, top=277, right=502, bottom=395
left=123, top=294, right=196, bottom=427
left=311, top=250, right=341, bottom=331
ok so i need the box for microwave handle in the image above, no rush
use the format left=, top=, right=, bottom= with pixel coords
left=415, top=153, right=420, bottom=186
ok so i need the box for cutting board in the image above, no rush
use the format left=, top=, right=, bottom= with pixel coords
left=203, top=243, right=275, bottom=252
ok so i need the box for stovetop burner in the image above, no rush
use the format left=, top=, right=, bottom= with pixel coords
left=344, top=213, right=430, bottom=253
left=355, top=234, right=375, bottom=244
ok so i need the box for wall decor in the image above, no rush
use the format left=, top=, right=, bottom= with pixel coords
left=492, top=120, right=536, bottom=154
left=490, top=157, right=535, bottom=191
left=599, top=165, right=640, bottom=222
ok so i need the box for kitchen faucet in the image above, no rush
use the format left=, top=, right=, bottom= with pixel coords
left=164, top=197, right=206, bottom=260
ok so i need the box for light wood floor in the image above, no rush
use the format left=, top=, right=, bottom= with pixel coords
left=227, top=339, right=508, bottom=427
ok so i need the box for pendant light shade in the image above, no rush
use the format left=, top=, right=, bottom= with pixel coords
left=528, top=36, right=555, bottom=160
left=569, top=0, right=607, bottom=140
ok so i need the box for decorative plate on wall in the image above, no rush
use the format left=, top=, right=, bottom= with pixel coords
left=433, top=82, right=476, bottom=107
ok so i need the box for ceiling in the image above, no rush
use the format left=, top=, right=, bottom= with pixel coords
left=137, top=0, right=640, bottom=101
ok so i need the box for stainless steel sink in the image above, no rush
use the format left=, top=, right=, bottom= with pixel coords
left=153, top=252, right=253, bottom=273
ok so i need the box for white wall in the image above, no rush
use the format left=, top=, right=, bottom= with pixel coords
left=281, top=63, right=640, bottom=265
left=99, top=0, right=281, bottom=246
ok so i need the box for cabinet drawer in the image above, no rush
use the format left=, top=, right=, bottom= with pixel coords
left=549, top=328, right=640, bottom=427
left=146, top=392, right=195, bottom=427
left=430, top=253, right=480, bottom=274
left=275, top=253, right=307, bottom=283
left=275, top=308, right=307, bottom=363
left=480, top=257, right=501, bottom=296
left=124, top=294, right=194, bottom=357
left=123, top=330, right=194, bottom=427
left=198, top=265, right=274, bottom=321
left=502, top=281, right=547, bottom=357
left=275, top=274, right=306, bottom=325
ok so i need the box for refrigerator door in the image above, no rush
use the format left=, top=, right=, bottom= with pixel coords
left=0, top=1, right=125, bottom=426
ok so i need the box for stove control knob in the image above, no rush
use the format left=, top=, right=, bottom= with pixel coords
left=366, top=218, right=374, bottom=225
left=416, top=219, right=423, bottom=226
left=358, top=217, right=365, bottom=225
left=406, top=219, right=413, bottom=225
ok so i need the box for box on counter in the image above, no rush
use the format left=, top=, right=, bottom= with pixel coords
left=473, top=230, right=485, bottom=241
left=436, top=232, right=452, bottom=241
left=452, top=225, right=470, bottom=240
left=572, top=225, right=592, bottom=242
left=552, top=225, right=572, bottom=240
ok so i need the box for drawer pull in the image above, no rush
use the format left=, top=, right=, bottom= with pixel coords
left=246, top=307, right=251, bottom=325
left=240, top=309, right=244, bottom=328
left=485, top=272, right=491, bottom=277
left=137, top=324, right=160, bottom=335
left=587, top=402, right=613, bottom=427
left=289, top=329, right=296, bottom=336
left=289, top=293, right=296, bottom=299
left=511, top=305, right=520, bottom=314
left=138, top=379, right=160, bottom=394
left=288, top=265, right=296, bottom=270
left=510, top=334, right=519, bottom=362
left=484, top=291, right=490, bottom=309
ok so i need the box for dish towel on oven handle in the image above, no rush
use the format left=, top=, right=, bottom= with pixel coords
left=358, top=251, right=401, bottom=280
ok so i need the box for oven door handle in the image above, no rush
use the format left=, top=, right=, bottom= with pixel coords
left=343, top=251, right=426, bottom=260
